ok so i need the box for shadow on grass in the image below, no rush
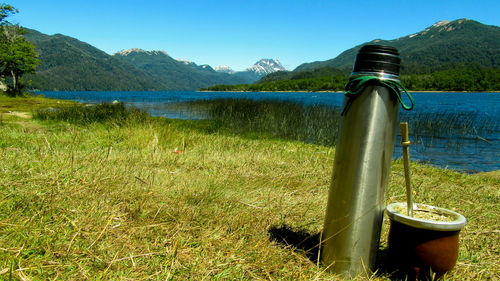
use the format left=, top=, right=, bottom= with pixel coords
left=268, top=225, right=410, bottom=280
left=268, top=225, right=321, bottom=262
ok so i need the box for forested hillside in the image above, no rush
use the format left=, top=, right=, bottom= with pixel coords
left=23, top=29, right=163, bottom=91
left=23, top=30, right=248, bottom=91
left=295, top=19, right=500, bottom=73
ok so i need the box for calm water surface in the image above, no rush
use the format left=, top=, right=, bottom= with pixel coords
left=38, top=91, right=500, bottom=173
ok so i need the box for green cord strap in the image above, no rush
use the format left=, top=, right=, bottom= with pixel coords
left=342, top=75, right=415, bottom=115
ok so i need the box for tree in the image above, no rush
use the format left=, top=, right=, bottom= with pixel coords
left=0, top=4, right=17, bottom=25
left=0, top=4, right=39, bottom=96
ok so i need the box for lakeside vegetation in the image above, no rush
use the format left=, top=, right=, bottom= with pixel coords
left=180, top=98, right=496, bottom=152
left=201, top=64, right=500, bottom=92
left=187, top=99, right=342, bottom=146
left=34, top=102, right=149, bottom=125
left=1, top=95, right=499, bottom=280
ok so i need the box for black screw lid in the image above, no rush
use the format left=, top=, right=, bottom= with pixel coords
left=352, top=45, right=401, bottom=76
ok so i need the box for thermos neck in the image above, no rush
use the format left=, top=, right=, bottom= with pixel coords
left=349, top=71, right=401, bottom=82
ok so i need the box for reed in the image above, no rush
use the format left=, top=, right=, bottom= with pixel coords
left=400, top=111, right=495, bottom=139
left=183, top=99, right=496, bottom=150
left=399, top=111, right=497, bottom=150
left=33, top=99, right=495, bottom=156
left=187, top=98, right=342, bottom=146
left=33, top=102, right=150, bottom=125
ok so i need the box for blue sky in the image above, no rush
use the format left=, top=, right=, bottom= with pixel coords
left=8, top=0, right=500, bottom=71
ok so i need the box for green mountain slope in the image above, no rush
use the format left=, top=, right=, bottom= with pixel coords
left=22, top=29, right=247, bottom=91
left=113, top=49, right=247, bottom=90
left=295, top=19, right=500, bottom=73
left=23, top=29, right=163, bottom=91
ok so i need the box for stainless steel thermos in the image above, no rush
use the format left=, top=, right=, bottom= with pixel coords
left=321, top=45, right=402, bottom=277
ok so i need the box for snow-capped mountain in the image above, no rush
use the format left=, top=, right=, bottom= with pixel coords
left=214, top=65, right=235, bottom=74
left=214, top=59, right=286, bottom=83
left=245, top=59, right=286, bottom=75
left=229, top=59, right=286, bottom=83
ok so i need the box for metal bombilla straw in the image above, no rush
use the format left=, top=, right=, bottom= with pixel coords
left=399, top=122, right=414, bottom=217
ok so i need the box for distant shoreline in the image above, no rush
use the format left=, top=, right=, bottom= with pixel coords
left=410, top=90, right=500, bottom=93
left=198, top=90, right=500, bottom=93
left=28, top=89, right=500, bottom=93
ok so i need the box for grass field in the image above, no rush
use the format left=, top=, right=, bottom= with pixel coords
left=0, top=95, right=498, bottom=280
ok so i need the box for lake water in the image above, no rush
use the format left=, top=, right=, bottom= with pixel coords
left=37, top=91, right=500, bottom=173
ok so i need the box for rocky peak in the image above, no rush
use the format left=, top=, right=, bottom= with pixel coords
left=432, top=20, right=451, bottom=28
left=418, top=19, right=472, bottom=36
left=114, top=48, right=169, bottom=56
left=214, top=65, right=235, bottom=74
left=175, top=59, right=196, bottom=66
left=200, top=64, right=215, bottom=72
